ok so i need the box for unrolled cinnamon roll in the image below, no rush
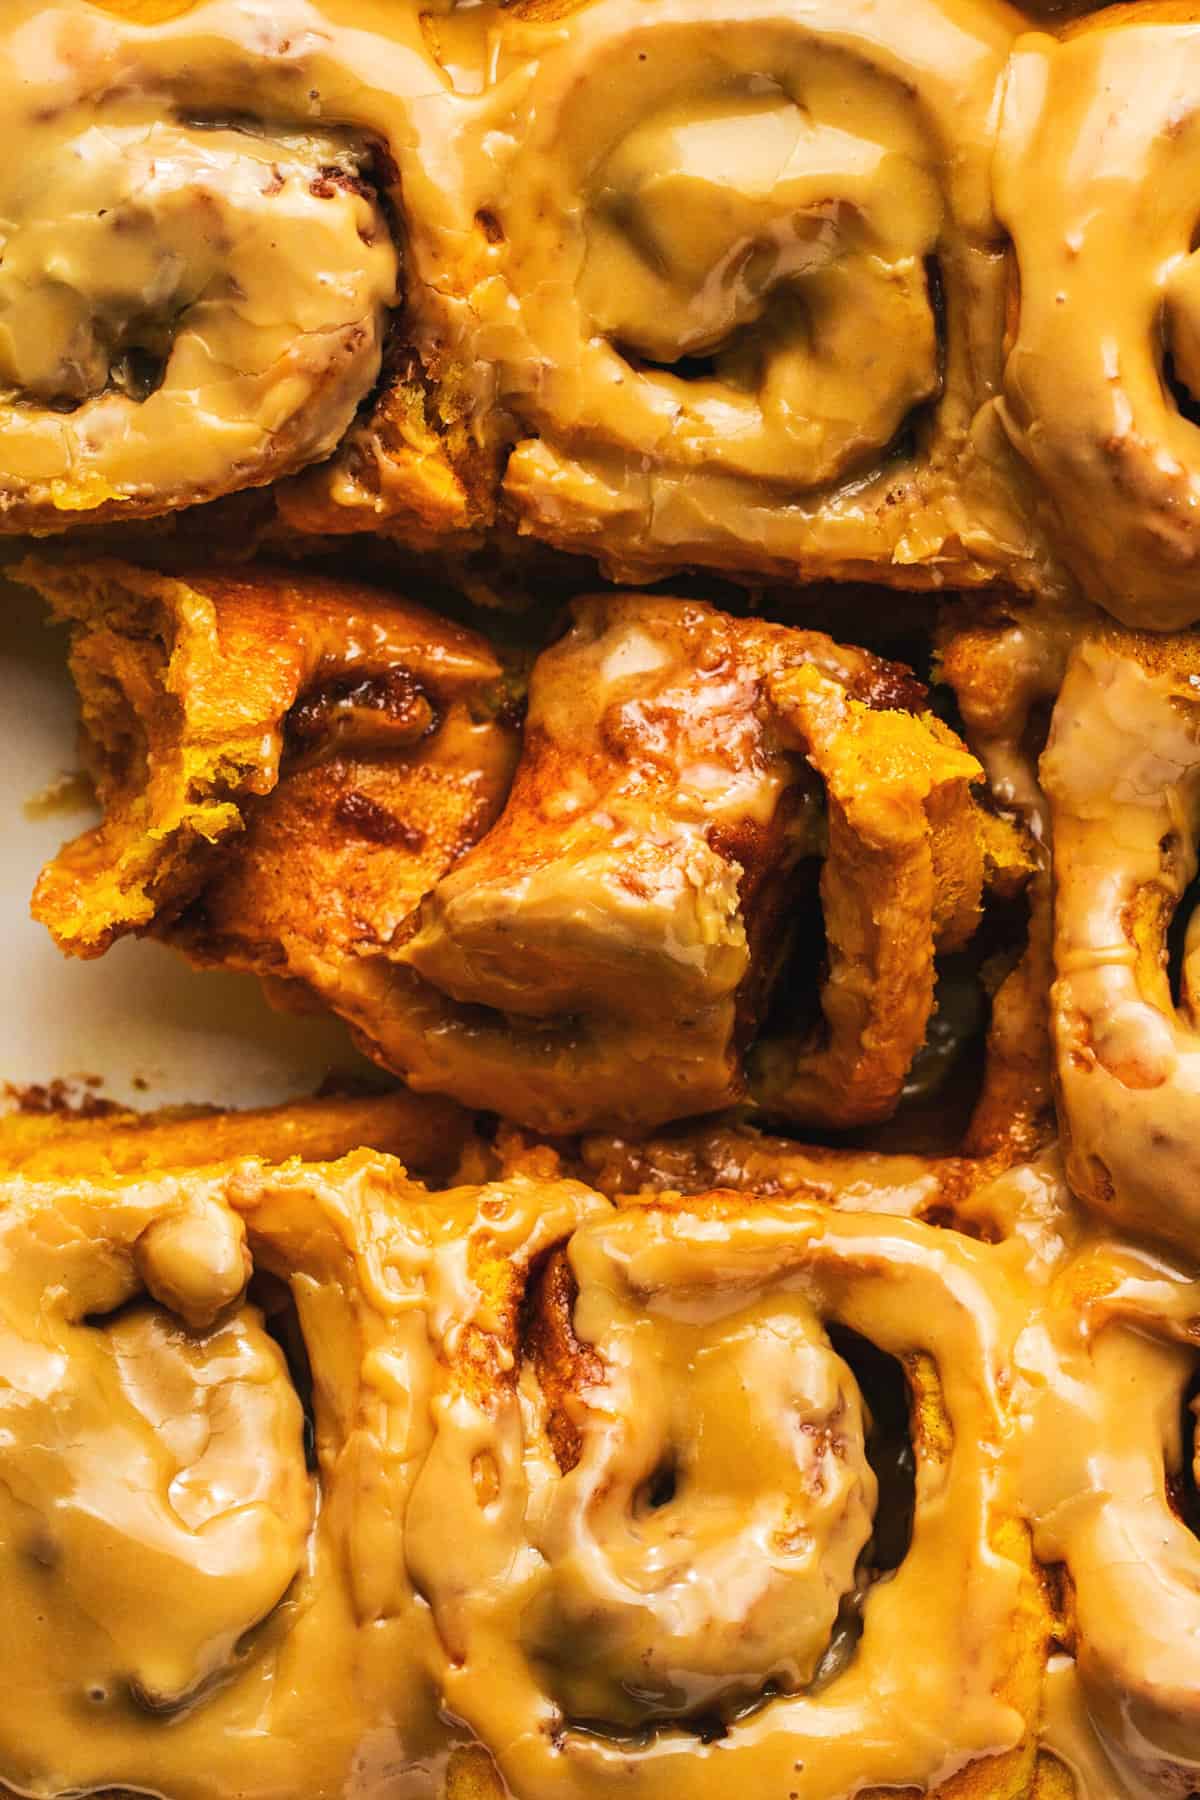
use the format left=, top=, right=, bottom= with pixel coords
left=996, top=4, right=1200, bottom=628
left=394, top=592, right=1008, bottom=1129
left=20, top=556, right=518, bottom=963
left=0, top=1134, right=602, bottom=1798
left=24, top=562, right=1030, bottom=1135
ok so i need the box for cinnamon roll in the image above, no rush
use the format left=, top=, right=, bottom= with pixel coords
left=996, top=4, right=1200, bottom=628
left=0, top=1136, right=602, bottom=1798
left=0, top=1161, right=318, bottom=1791
left=1039, top=626, right=1200, bottom=1252
left=0, top=2, right=401, bottom=531
left=394, top=593, right=1002, bottom=1129
left=25, top=563, right=1030, bottom=1134
left=409, top=1188, right=1050, bottom=1799
left=1017, top=1233, right=1200, bottom=1797
left=416, top=0, right=1044, bottom=592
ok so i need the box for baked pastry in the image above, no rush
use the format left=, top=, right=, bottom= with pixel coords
left=0, top=1100, right=1194, bottom=1796
left=21, top=557, right=1033, bottom=1132
left=401, top=0, right=1041, bottom=592
left=7, top=0, right=1200, bottom=1796
left=18, top=557, right=518, bottom=963
left=0, top=2, right=398, bottom=529
left=0, top=1084, right=472, bottom=1183
left=996, top=3, right=1200, bottom=628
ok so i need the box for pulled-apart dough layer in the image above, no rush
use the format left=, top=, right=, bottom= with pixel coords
left=24, top=559, right=1029, bottom=1135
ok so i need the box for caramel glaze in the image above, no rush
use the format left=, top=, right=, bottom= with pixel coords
left=0, top=1144, right=606, bottom=1799
left=1, top=1126, right=1198, bottom=1796
left=429, top=0, right=1046, bottom=593
left=9, top=9, right=1200, bottom=1800
left=1040, top=627, right=1200, bottom=1253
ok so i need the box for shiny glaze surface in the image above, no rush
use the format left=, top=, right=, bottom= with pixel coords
left=997, top=7, right=1200, bottom=628
left=0, top=7, right=398, bottom=524
left=437, top=0, right=1033, bottom=587
left=9, top=2, right=1200, bottom=1798
left=0, top=1121, right=1193, bottom=1796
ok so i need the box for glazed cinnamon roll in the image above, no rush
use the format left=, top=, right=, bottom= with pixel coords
left=0, top=1162, right=317, bottom=1791
left=0, top=1136, right=601, bottom=1799
left=415, top=0, right=1044, bottom=593
left=20, top=556, right=518, bottom=964
left=410, top=1189, right=1050, bottom=1799
left=1017, top=1233, right=1200, bottom=1797
left=0, top=3, right=402, bottom=531
left=996, top=4, right=1200, bottom=628
left=1040, top=627, right=1200, bottom=1252
left=25, top=563, right=1030, bottom=1135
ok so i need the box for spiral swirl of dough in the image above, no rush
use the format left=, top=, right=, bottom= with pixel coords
left=996, top=7, right=1200, bottom=628
left=0, top=1145, right=605, bottom=1800
left=1041, top=629, right=1200, bottom=1252
left=0, top=4, right=398, bottom=529
left=441, top=0, right=1025, bottom=586
left=406, top=1193, right=1046, bottom=1800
